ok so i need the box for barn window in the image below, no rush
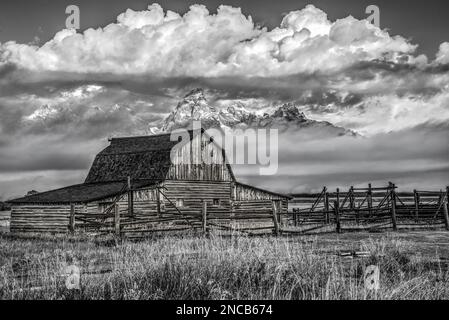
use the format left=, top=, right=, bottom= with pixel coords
left=213, top=199, right=220, bottom=206
left=210, top=150, right=214, bottom=158
left=176, top=198, right=185, bottom=207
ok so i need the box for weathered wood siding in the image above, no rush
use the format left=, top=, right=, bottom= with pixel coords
left=10, top=204, right=86, bottom=233
left=167, top=133, right=233, bottom=181
left=78, top=181, right=233, bottom=233
left=231, top=200, right=275, bottom=230
left=231, top=183, right=288, bottom=229
left=232, top=183, right=287, bottom=201
left=163, top=180, right=232, bottom=219
left=10, top=180, right=289, bottom=234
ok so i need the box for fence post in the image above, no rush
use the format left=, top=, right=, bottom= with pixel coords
left=350, top=186, right=358, bottom=224
left=293, top=208, right=297, bottom=227
left=114, top=204, right=121, bottom=237
left=334, top=200, right=341, bottom=233
left=349, top=186, right=355, bottom=211
left=156, top=187, right=161, bottom=217
left=444, top=187, right=449, bottom=231
left=367, top=183, right=373, bottom=217
left=414, top=189, right=419, bottom=222
left=336, top=188, right=340, bottom=207
left=390, top=183, right=398, bottom=231
left=202, top=201, right=207, bottom=235
left=127, top=176, right=134, bottom=218
left=324, top=187, right=329, bottom=224
left=69, top=203, right=75, bottom=234
left=272, top=201, right=280, bottom=236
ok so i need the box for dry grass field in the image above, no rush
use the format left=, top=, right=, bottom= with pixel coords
left=0, top=230, right=448, bottom=300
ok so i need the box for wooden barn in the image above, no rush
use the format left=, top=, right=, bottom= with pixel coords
left=9, top=130, right=290, bottom=235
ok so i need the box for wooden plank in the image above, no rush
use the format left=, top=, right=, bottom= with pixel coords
left=334, top=201, right=341, bottom=233
left=443, top=188, right=449, bottom=231
left=324, top=188, right=330, bottom=224
left=114, top=204, right=121, bottom=237
left=414, top=189, right=419, bottom=222
left=390, top=183, right=398, bottom=231
left=271, top=201, right=280, bottom=236
left=367, top=183, right=373, bottom=216
left=202, top=201, right=207, bottom=235
left=156, top=187, right=161, bottom=217
left=69, top=204, right=75, bottom=233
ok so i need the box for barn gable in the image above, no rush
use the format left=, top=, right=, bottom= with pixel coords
left=85, top=130, right=235, bottom=184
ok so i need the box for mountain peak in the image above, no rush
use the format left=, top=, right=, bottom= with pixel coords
left=159, top=88, right=358, bottom=136
left=272, top=102, right=307, bottom=121
left=184, top=88, right=205, bottom=99
left=161, top=88, right=218, bottom=131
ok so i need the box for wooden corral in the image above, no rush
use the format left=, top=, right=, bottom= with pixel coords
left=286, top=183, right=449, bottom=234
left=9, top=130, right=290, bottom=236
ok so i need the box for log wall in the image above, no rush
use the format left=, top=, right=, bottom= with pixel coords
left=10, top=204, right=86, bottom=233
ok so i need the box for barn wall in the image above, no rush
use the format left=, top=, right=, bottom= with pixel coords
left=10, top=204, right=86, bottom=233
left=10, top=182, right=289, bottom=234
left=78, top=181, right=233, bottom=233
left=232, top=183, right=287, bottom=201
left=163, top=180, right=232, bottom=219
left=85, top=187, right=159, bottom=216
left=79, top=182, right=288, bottom=233
left=167, top=133, right=233, bottom=181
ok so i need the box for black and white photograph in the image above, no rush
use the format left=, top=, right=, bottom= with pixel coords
left=0, top=0, right=449, bottom=307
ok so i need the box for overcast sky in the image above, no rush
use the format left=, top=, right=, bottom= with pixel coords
left=0, top=0, right=448, bottom=199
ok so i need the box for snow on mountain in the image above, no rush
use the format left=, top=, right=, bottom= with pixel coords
left=160, top=88, right=221, bottom=131
left=159, top=88, right=358, bottom=136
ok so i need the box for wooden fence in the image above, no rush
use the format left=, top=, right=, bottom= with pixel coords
left=70, top=186, right=282, bottom=238
left=16, top=182, right=447, bottom=238
left=285, top=183, right=449, bottom=234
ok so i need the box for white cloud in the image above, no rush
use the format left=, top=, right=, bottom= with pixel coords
left=280, top=4, right=331, bottom=37
left=0, top=3, right=422, bottom=77
left=435, top=42, right=449, bottom=65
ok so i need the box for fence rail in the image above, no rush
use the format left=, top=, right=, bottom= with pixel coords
left=57, top=183, right=449, bottom=238
left=285, top=183, right=449, bottom=234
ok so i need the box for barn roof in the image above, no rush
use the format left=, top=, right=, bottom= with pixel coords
left=9, top=180, right=159, bottom=204
left=85, top=131, right=235, bottom=183
left=85, top=133, right=178, bottom=184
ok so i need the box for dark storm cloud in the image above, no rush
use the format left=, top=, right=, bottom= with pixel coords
left=0, top=63, right=17, bottom=78
left=0, top=148, right=90, bottom=172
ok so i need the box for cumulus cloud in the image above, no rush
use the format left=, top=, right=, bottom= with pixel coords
left=435, top=42, right=449, bottom=65
left=0, top=3, right=421, bottom=77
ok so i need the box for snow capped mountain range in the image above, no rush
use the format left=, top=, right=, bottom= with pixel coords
left=159, top=88, right=358, bottom=137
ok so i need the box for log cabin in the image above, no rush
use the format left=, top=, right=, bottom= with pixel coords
left=9, top=130, right=290, bottom=235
